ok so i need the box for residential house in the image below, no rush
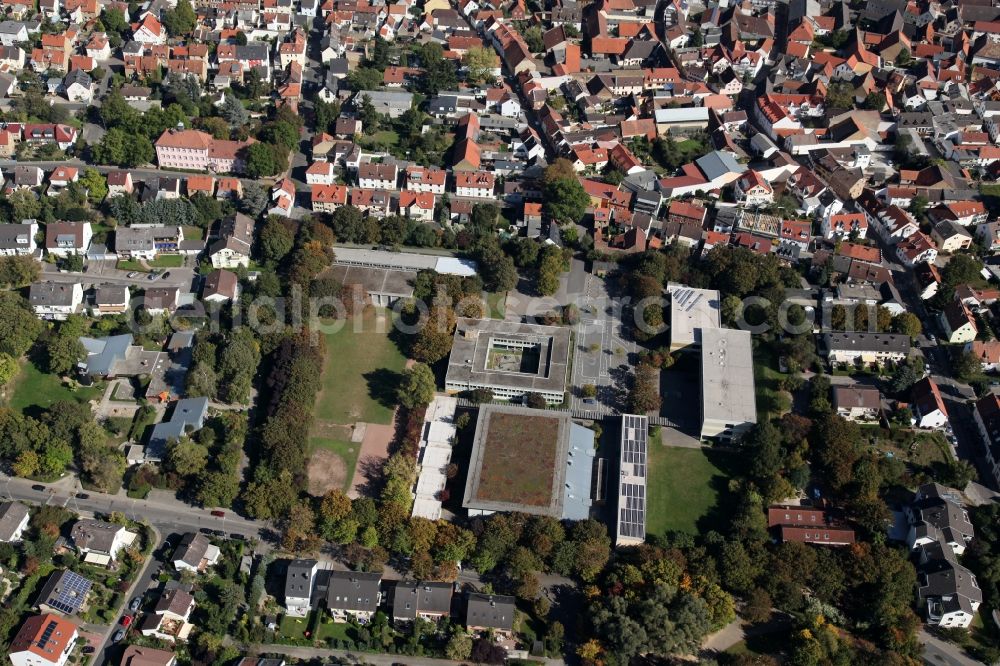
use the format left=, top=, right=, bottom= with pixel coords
left=119, top=646, right=176, bottom=666
left=154, top=129, right=252, bottom=174
left=146, top=398, right=209, bottom=463
left=29, top=282, right=83, bottom=321
left=8, top=614, right=78, bottom=666
left=454, top=172, right=495, bottom=198
left=967, top=340, right=1000, bottom=372
left=405, top=166, right=447, bottom=194
left=63, top=70, right=92, bottom=103
left=974, top=393, right=1000, bottom=487
left=107, top=172, right=134, bottom=198
left=284, top=559, right=318, bottom=617
left=70, top=519, right=136, bottom=565
left=172, top=533, right=221, bottom=574
left=305, top=161, right=337, bottom=186
left=398, top=191, right=435, bottom=222
left=202, top=269, right=239, bottom=304
left=140, top=588, right=195, bottom=642
left=326, top=571, right=381, bottom=623
left=0, top=501, right=30, bottom=542
left=906, top=483, right=976, bottom=556
left=0, top=221, right=38, bottom=256
left=392, top=582, right=453, bottom=625
left=823, top=331, right=910, bottom=365
left=209, top=213, right=253, bottom=269
left=932, top=221, right=973, bottom=252
left=142, top=287, right=179, bottom=315
left=822, top=212, right=868, bottom=240
left=939, top=297, right=978, bottom=344
left=91, top=285, right=129, bottom=317
left=357, top=163, right=398, bottom=190
left=311, top=184, right=349, bottom=213
left=114, top=226, right=183, bottom=260
left=767, top=505, right=856, bottom=546
left=832, top=385, right=881, bottom=422
left=354, top=90, right=413, bottom=118
left=45, top=221, right=91, bottom=257
left=912, top=377, right=949, bottom=429
left=34, top=570, right=92, bottom=616
left=465, top=593, right=515, bottom=637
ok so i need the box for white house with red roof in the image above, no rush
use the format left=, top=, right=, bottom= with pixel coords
left=822, top=212, right=868, bottom=240
left=305, top=161, right=337, bottom=186
left=399, top=191, right=435, bottom=222
left=734, top=170, right=774, bottom=206
left=132, top=13, right=165, bottom=44
left=8, top=614, right=79, bottom=666
left=912, top=377, right=949, bottom=429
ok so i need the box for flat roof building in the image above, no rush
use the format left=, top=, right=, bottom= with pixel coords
left=700, top=327, right=757, bottom=441
left=667, top=284, right=721, bottom=351
left=462, top=404, right=594, bottom=519
left=616, top=414, right=647, bottom=547
left=445, top=318, right=571, bottom=404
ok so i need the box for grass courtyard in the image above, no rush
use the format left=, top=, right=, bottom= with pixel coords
left=646, top=445, right=735, bottom=536
left=314, top=308, right=408, bottom=426
left=2, top=360, right=104, bottom=413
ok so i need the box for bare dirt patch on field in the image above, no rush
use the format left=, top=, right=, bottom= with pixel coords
left=306, top=448, right=348, bottom=496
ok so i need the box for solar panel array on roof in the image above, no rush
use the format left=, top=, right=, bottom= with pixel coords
left=46, top=571, right=93, bottom=615
left=38, top=620, right=58, bottom=650
left=616, top=414, right=648, bottom=546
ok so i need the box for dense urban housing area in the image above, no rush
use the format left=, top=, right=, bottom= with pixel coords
left=6, top=0, right=1000, bottom=663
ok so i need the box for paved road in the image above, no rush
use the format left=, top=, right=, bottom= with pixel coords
left=919, top=629, right=983, bottom=666
left=0, top=475, right=267, bottom=539
left=238, top=642, right=564, bottom=666
left=40, top=262, right=197, bottom=290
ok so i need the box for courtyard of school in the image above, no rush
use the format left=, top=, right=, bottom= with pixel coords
left=307, top=307, right=408, bottom=497
left=645, top=442, right=738, bottom=536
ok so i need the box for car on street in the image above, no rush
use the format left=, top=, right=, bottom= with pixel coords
left=120, top=615, right=133, bottom=627
left=212, top=529, right=226, bottom=537
left=161, top=271, right=170, bottom=279
left=82, top=647, right=95, bottom=654
left=129, top=597, right=141, bottom=611
left=199, top=527, right=214, bottom=534
left=210, top=510, right=225, bottom=517
left=31, top=484, right=45, bottom=491
left=113, top=630, right=125, bottom=642
left=127, top=272, right=138, bottom=278
left=76, top=493, right=89, bottom=500
left=147, top=273, right=157, bottom=280
left=231, top=533, right=246, bottom=541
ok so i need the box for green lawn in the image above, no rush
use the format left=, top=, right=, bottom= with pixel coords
left=358, top=130, right=400, bottom=150
left=316, top=616, right=354, bottom=642
left=4, top=360, right=104, bottom=412
left=486, top=291, right=506, bottom=319
left=181, top=225, right=204, bottom=241
left=646, top=445, right=733, bottom=536
left=310, top=437, right=360, bottom=492
left=314, top=308, right=408, bottom=425
left=116, top=255, right=185, bottom=271
left=277, top=613, right=313, bottom=640
left=754, top=345, right=791, bottom=420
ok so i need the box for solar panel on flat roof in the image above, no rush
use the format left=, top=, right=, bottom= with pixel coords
left=47, top=571, right=92, bottom=615
left=617, top=415, right=649, bottom=544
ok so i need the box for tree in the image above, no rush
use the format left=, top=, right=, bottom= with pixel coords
left=628, top=365, right=661, bottom=413
left=525, top=392, right=547, bottom=409
left=78, top=168, right=107, bottom=203
left=0, top=354, right=16, bottom=386
left=0, top=255, right=40, bottom=288
left=952, top=350, right=982, bottom=382
left=0, top=293, right=42, bottom=357
left=243, top=142, right=285, bottom=178
left=891, top=312, right=922, bottom=338
left=239, top=183, right=269, bottom=218
left=581, top=384, right=597, bottom=398
left=259, top=218, right=296, bottom=264
left=92, top=128, right=154, bottom=167
left=942, top=254, right=984, bottom=287
left=445, top=632, right=473, bottom=660
left=162, top=0, right=196, bottom=36
left=347, top=67, right=384, bottom=92
left=826, top=81, right=856, bottom=109
left=523, top=25, right=544, bottom=53
left=479, top=245, right=518, bottom=293
left=398, top=363, right=436, bottom=409
left=537, top=245, right=565, bottom=296
left=542, top=159, right=589, bottom=224
left=221, top=94, right=249, bottom=127
left=463, top=46, right=498, bottom=84
left=166, top=438, right=209, bottom=477
left=101, top=7, right=127, bottom=35
left=44, top=332, right=84, bottom=374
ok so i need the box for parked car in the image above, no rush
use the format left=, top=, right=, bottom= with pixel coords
left=82, top=647, right=95, bottom=654
left=161, top=271, right=171, bottom=279
left=126, top=272, right=138, bottom=278
left=129, top=597, right=141, bottom=612
left=31, top=484, right=45, bottom=491
left=113, top=630, right=125, bottom=642
left=212, top=529, right=226, bottom=537
left=210, top=510, right=225, bottom=518
left=75, top=493, right=89, bottom=500
left=120, top=615, right=133, bottom=628
left=231, top=533, right=247, bottom=541
left=147, top=273, right=157, bottom=281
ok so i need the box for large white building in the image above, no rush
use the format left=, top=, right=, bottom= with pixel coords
left=667, top=284, right=721, bottom=351
left=445, top=318, right=571, bottom=404
left=700, top=327, right=757, bottom=441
